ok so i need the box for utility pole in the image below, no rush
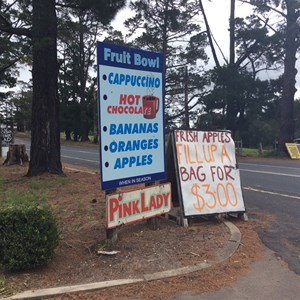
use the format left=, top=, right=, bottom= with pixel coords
left=184, top=66, right=189, bottom=129
left=0, top=128, right=2, bottom=157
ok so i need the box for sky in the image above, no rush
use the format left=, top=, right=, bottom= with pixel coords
left=111, top=0, right=300, bottom=98
left=4, top=0, right=299, bottom=98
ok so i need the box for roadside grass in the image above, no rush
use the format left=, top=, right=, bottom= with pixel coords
left=0, top=190, right=38, bottom=208
left=0, top=164, right=71, bottom=209
left=237, top=147, right=275, bottom=157
left=0, top=159, right=105, bottom=297
left=29, top=176, right=70, bottom=192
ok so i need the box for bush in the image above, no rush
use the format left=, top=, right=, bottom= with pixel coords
left=0, top=204, right=59, bottom=271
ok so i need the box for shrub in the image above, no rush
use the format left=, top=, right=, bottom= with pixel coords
left=0, top=204, right=59, bottom=271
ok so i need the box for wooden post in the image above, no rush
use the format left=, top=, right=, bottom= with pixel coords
left=0, top=129, right=2, bottom=157
left=105, top=188, right=118, bottom=243
left=170, top=131, right=189, bottom=227
left=258, top=142, right=263, bottom=156
left=145, top=181, right=159, bottom=230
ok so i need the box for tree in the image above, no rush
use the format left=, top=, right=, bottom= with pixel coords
left=0, top=0, right=126, bottom=175
left=28, top=0, right=61, bottom=175
left=10, top=82, right=32, bottom=132
left=278, top=0, right=300, bottom=152
left=0, top=1, right=31, bottom=105
left=57, top=7, right=107, bottom=141
left=199, top=0, right=275, bottom=138
left=240, top=0, right=300, bottom=153
left=125, top=0, right=208, bottom=129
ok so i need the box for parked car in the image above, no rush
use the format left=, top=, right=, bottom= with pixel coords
left=294, top=138, right=300, bottom=144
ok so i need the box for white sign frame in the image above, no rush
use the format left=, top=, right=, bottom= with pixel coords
left=173, top=130, right=245, bottom=217
left=106, top=183, right=172, bottom=229
left=97, top=42, right=166, bottom=190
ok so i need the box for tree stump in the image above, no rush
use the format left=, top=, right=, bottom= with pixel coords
left=3, top=144, right=29, bottom=166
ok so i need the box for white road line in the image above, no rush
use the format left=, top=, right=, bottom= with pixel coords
left=61, top=155, right=98, bottom=163
left=243, top=187, right=300, bottom=200
left=240, top=168, right=300, bottom=178
left=240, top=162, right=300, bottom=171
left=62, top=149, right=97, bottom=154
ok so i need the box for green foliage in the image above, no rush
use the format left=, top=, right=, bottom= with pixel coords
left=239, top=147, right=274, bottom=157
left=125, top=0, right=208, bottom=129
left=0, top=204, right=59, bottom=271
left=6, top=84, right=32, bottom=132
left=294, top=99, right=300, bottom=138
left=247, top=119, right=278, bottom=147
left=64, top=0, right=126, bottom=24
left=0, top=191, right=37, bottom=209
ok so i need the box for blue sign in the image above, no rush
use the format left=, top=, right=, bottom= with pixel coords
left=97, top=42, right=166, bottom=190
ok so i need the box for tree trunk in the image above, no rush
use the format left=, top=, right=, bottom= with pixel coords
left=278, top=0, right=298, bottom=153
left=226, top=0, right=237, bottom=138
left=27, top=0, right=62, bottom=176
left=93, top=89, right=99, bottom=144
left=79, top=14, right=89, bottom=142
left=65, top=129, right=71, bottom=141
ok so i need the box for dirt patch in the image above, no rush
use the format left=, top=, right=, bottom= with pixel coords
left=0, top=163, right=268, bottom=299
left=52, top=221, right=265, bottom=300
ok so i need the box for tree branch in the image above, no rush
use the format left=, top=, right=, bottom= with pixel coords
left=235, top=15, right=270, bottom=67
left=0, top=13, right=32, bottom=38
left=239, top=0, right=287, bottom=18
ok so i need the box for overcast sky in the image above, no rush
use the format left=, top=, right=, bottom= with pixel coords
left=6, top=0, right=299, bottom=99
left=111, top=0, right=300, bottom=98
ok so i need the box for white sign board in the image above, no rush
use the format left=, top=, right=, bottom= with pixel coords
left=106, top=183, right=172, bottom=229
left=97, top=42, right=166, bottom=190
left=1, top=128, right=13, bottom=147
left=174, top=130, right=245, bottom=216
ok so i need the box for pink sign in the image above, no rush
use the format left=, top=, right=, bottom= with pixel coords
left=106, top=183, right=172, bottom=229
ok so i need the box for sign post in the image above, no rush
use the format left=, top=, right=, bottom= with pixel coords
left=97, top=42, right=168, bottom=241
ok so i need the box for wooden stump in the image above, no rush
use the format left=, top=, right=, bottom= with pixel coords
left=3, top=144, right=29, bottom=166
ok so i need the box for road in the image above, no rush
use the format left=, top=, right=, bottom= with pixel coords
left=14, top=139, right=300, bottom=274
left=239, top=158, right=300, bottom=275
left=15, top=138, right=100, bottom=170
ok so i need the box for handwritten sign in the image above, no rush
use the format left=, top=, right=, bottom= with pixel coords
left=97, top=42, right=166, bottom=190
left=174, top=130, right=245, bottom=216
left=285, top=143, right=300, bottom=159
left=106, top=183, right=171, bottom=229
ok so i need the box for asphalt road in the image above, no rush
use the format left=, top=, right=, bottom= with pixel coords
left=13, top=139, right=300, bottom=274
left=239, top=158, right=300, bottom=275
left=14, top=138, right=100, bottom=170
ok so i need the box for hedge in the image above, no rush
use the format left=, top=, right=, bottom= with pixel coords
left=0, top=204, right=59, bottom=271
